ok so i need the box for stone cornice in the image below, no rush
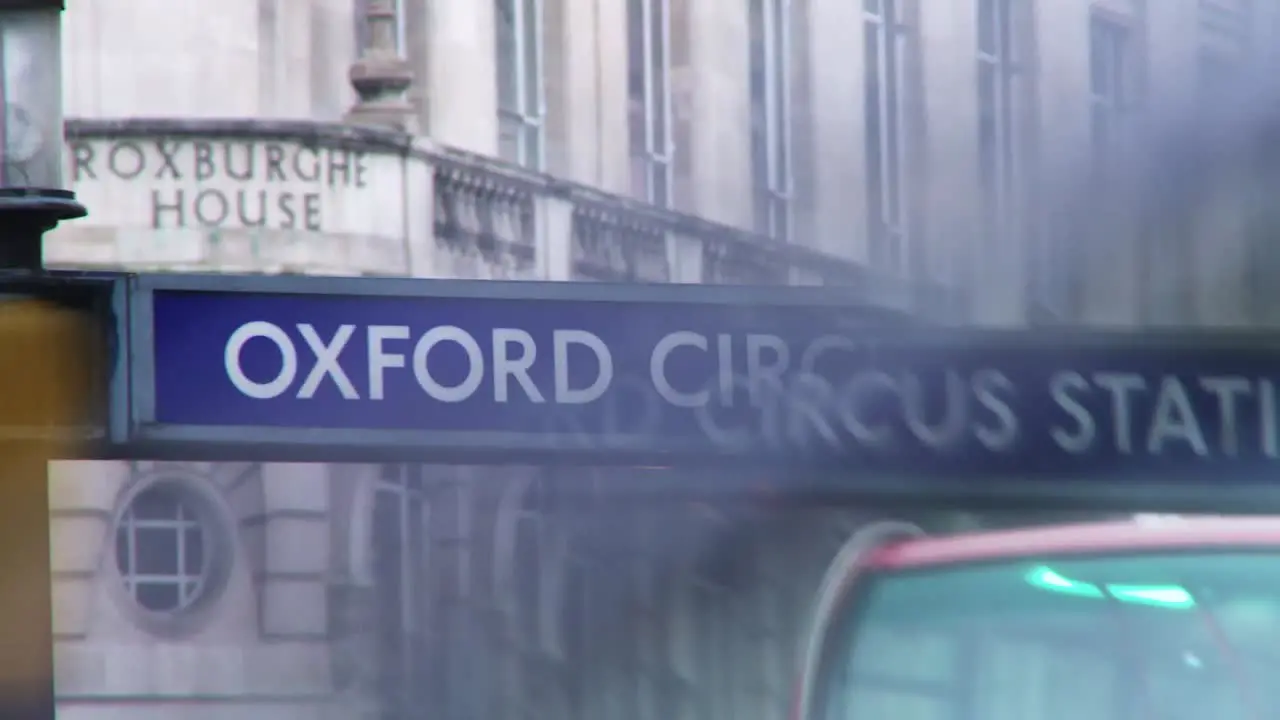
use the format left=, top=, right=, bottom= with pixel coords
left=65, top=117, right=416, bottom=156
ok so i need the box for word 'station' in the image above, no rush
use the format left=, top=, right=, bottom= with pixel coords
left=215, top=319, right=1280, bottom=463
left=70, top=139, right=370, bottom=232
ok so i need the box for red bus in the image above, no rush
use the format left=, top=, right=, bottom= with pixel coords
left=792, top=515, right=1280, bottom=720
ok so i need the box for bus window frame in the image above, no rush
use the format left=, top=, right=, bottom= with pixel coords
left=802, top=546, right=1280, bottom=720
left=794, top=522, right=926, bottom=720
left=808, top=572, right=964, bottom=720
left=806, top=559, right=1150, bottom=720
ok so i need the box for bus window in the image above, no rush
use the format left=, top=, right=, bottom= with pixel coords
left=810, top=551, right=1280, bottom=720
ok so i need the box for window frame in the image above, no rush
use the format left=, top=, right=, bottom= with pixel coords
left=863, top=0, right=909, bottom=273
left=976, top=0, right=1020, bottom=252
left=1088, top=12, right=1132, bottom=173
left=628, top=0, right=675, bottom=207
left=107, top=472, right=236, bottom=639
left=749, top=0, right=794, bottom=240
left=496, top=0, right=547, bottom=169
left=811, top=567, right=1132, bottom=720
left=354, top=0, right=407, bottom=56
left=373, top=463, right=431, bottom=718
left=807, top=548, right=1280, bottom=720
left=115, top=483, right=210, bottom=613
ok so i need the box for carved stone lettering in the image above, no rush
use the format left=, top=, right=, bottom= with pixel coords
left=70, top=138, right=371, bottom=232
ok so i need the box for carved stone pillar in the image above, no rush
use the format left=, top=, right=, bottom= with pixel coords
left=347, top=0, right=415, bottom=131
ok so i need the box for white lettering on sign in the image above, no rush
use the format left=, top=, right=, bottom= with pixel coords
left=223, top=322, right=613, bottom=405
left=70, top=138, right=369, bottom=232
left=224, top=321, right=298, bottom=399
left=220, top=323, right=1280, bottom=459
left=640, top=332, right=1280, bottom=458
left=1046, top=371, right=1279, bottom=458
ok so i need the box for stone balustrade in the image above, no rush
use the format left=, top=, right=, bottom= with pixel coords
left=52, top=117, right=961, bottom=320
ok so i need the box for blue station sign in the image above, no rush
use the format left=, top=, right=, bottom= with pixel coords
left=129, top=275, right=903, bottom=461
left=123, top=274, right=1280, bottom=499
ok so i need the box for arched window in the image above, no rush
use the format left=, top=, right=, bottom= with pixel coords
left=667, top=501, right=774, bottom=720
left=495, top=474, right=570, bottom=654
left=372, top=464, right=429, bottom=719
left=491, top=472, right=581, bottom=719
left=690, top=506, right=742, bottom=720
left=111, top=473, right=234, bottom=638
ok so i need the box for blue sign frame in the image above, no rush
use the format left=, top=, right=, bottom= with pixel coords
left=114, top=272, right=1280, bottom=510
left=124, top=273, right=911, bottom=463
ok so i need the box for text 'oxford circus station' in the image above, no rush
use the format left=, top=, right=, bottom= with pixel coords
left=215, top=319, right=1280, bottom=460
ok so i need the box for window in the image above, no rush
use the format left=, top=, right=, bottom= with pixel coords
left=864, top=0, right=908, bottom=272
left=551, top=471, right=680, bottom=718
left=749, top=0, right=793, bottom=240
left=670, top=505, right=761, bottom=720
left=355, top=0, right=407, bottom=55
left=628, top=0, right=674, bottom=206
left=690, top=573, right=738, bottom=720
left=496, top=476, right=561, bottom=651
left=115, top=483, right=211, bottom=613
left=1093, top=13, right=1172, bottom=324
left=1089, top=15, right=1129, bottom=172
left=1242, top=178, right=1280, bottom=321
left=977, top=0, right=1018, bottom=248
left=496, top=0, right=545, bottom=169
left=373, top=464, right=429, bottom=719
left=813, top=550, right=1280, bottom=719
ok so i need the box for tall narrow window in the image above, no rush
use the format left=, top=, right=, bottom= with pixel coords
left=1242, top=164, right=1280, bottom=322
left=373, top=464, right=429, bottom=720
left=1199, top=21, right=1259, bottom=319
left=1093, top=14, right=1166, bottom=321
left=496, top=0, right=545, bottom=169
left=1089, top=16, right=1129, bottom=173
left=863, top=0, right=908, bottom=272
left=977, top=0, right=1018, bottom=247
left=749, top=0, right=792, bottom=240
left=628, top=0, right=674, bottom=207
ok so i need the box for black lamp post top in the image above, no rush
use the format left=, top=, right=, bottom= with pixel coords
left=0, top=0, right=83, bottom=272
left=0, top=189, right=85, bottom=273
left=0, top=1, right=67, bottom=10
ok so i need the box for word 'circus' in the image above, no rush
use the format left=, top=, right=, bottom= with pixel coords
left=70, top=139, right=371, bottom=232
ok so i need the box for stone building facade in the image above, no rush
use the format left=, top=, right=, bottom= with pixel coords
left=44, top=1, right=1274, bottom=719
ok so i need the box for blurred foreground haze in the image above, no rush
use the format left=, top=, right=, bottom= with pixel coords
left=36, top=1, right=1280, bottom=720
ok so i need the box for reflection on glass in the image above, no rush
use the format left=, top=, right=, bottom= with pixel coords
left=817, top=550, right=1280, bottom=720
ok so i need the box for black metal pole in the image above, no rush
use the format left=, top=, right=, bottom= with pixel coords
left=0, top=188, right=85, bottom=273
left=0, top=190, right=85, bottom=720
left=0, top=3, right=86, bottom=718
